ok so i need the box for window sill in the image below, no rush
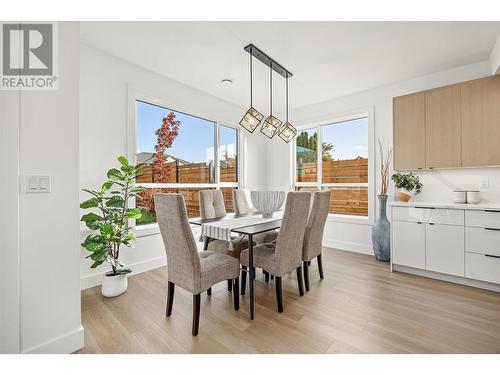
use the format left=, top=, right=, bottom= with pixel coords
left=136, top=223, right=160, bottom=237
left=135, top=214, right=371, bottom=237
left=136, top=222, right=202, bottom=238
left=326, top=213, right=372, bottom=226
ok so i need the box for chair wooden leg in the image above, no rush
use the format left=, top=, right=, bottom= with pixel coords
left=166, top=281, right=175, bottom=316
left=233, top=277, right=239, bottom=311
left=275, top=276, right=283, bottom=313
left=270, top=274, right=274, bottom=280
left=241, top=266, right=247, bottom=296
left=207, top=287, right=212, bottom=296
left=296, top=266, right=304, bottom=296
left=264, top=270, right=269, bottom=283
left=192, top=294, right=201, bottom=336
left=303, top=261, right=310, bottom=292
left=317, top=254, right=324, bottom=279
left=227, top=280, right=232, bottom=292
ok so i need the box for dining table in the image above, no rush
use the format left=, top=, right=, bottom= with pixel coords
left=189, top=211, right=283, bottom=320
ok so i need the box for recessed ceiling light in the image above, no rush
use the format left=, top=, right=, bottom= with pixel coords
left=220, top=78, right=233, bottom=85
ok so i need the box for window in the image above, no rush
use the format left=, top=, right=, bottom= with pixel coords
left=134, top=100, right=239, bottom=225
left=294, top=116, right=369, bottom=217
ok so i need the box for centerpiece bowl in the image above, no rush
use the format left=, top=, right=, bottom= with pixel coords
left=250, top=191, right=285, bottom=219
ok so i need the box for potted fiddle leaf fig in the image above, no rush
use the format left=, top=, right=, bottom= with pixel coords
left=80, top=156, right=145, bottom=297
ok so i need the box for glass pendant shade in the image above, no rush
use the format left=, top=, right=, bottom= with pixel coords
left=260, top=115, right=283, bottom=139
left=278, top=122, right=297, bottom=143
left=240, top=107, right=264, bottom=133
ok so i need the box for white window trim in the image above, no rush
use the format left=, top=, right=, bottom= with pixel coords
left=292, top=106, right=375, bottom=225
left=126, top=85, right=242, bottom=236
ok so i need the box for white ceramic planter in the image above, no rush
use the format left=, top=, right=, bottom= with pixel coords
left=101, top=273, right=128, bottom=298
left=251, top=191, right=285, bottom=218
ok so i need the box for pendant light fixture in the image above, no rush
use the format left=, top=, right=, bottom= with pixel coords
left=278, top=75, right=297, bottom=143
left=239, top=50, right=263, bottom=133
left=260, top=64, right=282, bottom=139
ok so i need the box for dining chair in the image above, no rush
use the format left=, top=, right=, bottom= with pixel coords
left=239, top=191, right=311, bottom=313
left=154, top=193, right=240, bottom=336
left=302, top=190, right=331, bottom=291
left=199, top=189, right=250, bottom=293
left=232, top=189, right=255, bottom=215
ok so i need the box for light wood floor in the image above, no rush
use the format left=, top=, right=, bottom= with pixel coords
left=79, top=249, right=500, bottom=354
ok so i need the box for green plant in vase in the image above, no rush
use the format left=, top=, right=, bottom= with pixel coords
left=80, top=156, right=145, bottom=297
left=391, top=172, right=423, bottom=202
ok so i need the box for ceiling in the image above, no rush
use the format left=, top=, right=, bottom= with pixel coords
left=80, top=22, right=500, bottom=111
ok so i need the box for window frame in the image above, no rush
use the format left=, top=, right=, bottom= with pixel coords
left=127, top=86, right=242, bottom=235
left=293, top=107, right=375, bottom=225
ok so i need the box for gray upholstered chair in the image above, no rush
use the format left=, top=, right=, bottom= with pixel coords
left=232, top=189, right=255, bottom=215
left=302, top=190, right=331, bottom=291
left=240, top=191, right=311, bottom=312
left=199, top=189, right=249, bottom=293
left=154, top=193, right=240, bottom=336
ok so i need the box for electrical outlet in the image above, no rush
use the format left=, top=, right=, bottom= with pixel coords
left=480, top=178, right=489, bottom=189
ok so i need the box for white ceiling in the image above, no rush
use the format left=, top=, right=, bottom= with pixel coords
left=80, top=22, right=500, bottom=111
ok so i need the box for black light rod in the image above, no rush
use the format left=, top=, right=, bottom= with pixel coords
left=244, top=44, right=293, bottom=79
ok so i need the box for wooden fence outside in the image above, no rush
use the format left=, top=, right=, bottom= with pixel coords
left=297, top=158, right=368, bottom=184
left=137, top=159, right=237, bottom=184
left=296, top=157, right=369, bottom=216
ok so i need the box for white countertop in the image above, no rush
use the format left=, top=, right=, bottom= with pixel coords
left=389, top=201, right=500, bottom=211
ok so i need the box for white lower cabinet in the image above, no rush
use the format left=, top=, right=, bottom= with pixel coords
left=393, top=221, right=425, bottom=269
left=392, top=205, right=500, bottom=290
left=425, top=224, right=464, bottom=276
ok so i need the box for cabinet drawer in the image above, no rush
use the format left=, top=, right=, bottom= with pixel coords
left=465, top=227, right=500, bottom=257
left=465, top=252, right=500, bottom=284
left=392, top=207, right=429, bottom=223
left=428, top=209, right=464, bottom=226
left=392, top=206, right=463, bottom=225
left=392, top=221, right=426, bottom=269
left=465, top=210, right=500, bottom=229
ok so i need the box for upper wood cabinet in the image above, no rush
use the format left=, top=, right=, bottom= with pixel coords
left=393, top=93, right=426, bottom=170
left=461, top=75, right=500, bottom=167
left=393, top=74, right=500, bottom=170
left=425, top=85, right=461, bottom=169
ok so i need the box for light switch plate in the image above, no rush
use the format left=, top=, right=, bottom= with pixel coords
left=480, top=178, right=489, bottom=189
left=26, top=175, right=51, bottom=193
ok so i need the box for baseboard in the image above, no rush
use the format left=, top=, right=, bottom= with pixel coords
left=22, top=325, right=84, bottom=354
left=393, top=264, right=500, bottom=293
left=80, top=256, right=167, bottom=290
left=323, top=239, right=373, bottom=255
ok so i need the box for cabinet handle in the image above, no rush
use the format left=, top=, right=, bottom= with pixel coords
left=415, top=206, right=435, bottom=209
left=484, top=254, right=500, bottom=259
left=484, top=210, right=500, bottom=213
left=417, top=221, right=423, bottom=224
left=429, top=167, right=435, bottom=170
left=484, top=227, right=500, bottom=231
left=429, top=223, right=435, bottom=225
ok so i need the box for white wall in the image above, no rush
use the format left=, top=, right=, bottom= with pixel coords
left=267, top=59, right=497, bottom=255
left=79, top=44, right=267, bottom=288
left=1, top=22, right=82, bottom=354
left=0, top=60, right=20, bottom=354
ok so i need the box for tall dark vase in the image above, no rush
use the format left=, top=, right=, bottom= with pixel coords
left=372, top=195, right=390, bottom=262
